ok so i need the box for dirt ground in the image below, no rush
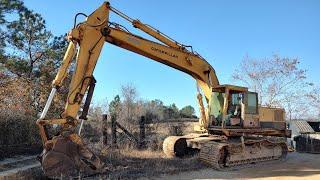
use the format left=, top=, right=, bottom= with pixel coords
left=152, top=152, right=320, bottom=180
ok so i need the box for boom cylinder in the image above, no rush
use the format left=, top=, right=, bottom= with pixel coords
left=197, top=93, right=208, bottom=129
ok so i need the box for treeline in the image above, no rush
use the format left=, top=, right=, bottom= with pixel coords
left=0, top=0, right=70, bottom=152
left=88, top=84, right=197, bottom=132
left=0, top=0, right=69, bottom=119
left=109, top=93, right=197, bottom=123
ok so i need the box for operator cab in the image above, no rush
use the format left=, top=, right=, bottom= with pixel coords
left=209, top=85, right=259, bottom=129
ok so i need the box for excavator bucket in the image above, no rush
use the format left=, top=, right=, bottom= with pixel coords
left=39, top=134, right=103, bottom=177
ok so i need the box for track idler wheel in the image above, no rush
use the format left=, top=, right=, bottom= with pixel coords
left=163, top=136, right=187, bottom=158
left=40, top=134, right=103, bottom=177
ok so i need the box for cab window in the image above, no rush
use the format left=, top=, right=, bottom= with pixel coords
left=246, top=92, right=258, bottom=114
left=210, top=92, right=225, bottom=119
left=231, top=93, right=241, bottom=105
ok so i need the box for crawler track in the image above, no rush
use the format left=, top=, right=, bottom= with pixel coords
left=199, top=142, right=227, bottom=169
left=199, top=140, right=288, bottom=169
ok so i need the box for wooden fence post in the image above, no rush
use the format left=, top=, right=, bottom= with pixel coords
left=139, top=116, right=146, bottom=149
left=111, top=114, right=117, bottom=148
left=102, top=114, right=108, bottom=146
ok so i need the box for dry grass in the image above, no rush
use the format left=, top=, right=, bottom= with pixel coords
left=95, top=148, right=204, bottom=179
left=81, top=120, right=202, bottom=179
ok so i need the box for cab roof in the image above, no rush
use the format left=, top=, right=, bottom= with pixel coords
left=212, top=84, right=248, bottom=92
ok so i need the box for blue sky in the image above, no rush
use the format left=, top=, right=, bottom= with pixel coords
left=23, top=0, right=320, bottom=112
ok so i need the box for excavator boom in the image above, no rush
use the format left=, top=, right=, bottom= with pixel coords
left=37, top=2, right=219, bottom=177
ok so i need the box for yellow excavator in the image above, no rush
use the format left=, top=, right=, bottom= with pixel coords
left=37, top=2, right=291, bottom=177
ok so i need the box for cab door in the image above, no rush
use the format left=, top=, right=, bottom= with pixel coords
left=243, top=92, right=260, bottom=128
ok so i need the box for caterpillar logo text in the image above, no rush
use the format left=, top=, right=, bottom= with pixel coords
left=151, top=47, right=178, bottom=59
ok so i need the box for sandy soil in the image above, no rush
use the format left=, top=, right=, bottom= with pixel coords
left=153, top=152, right=320, bottom=180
